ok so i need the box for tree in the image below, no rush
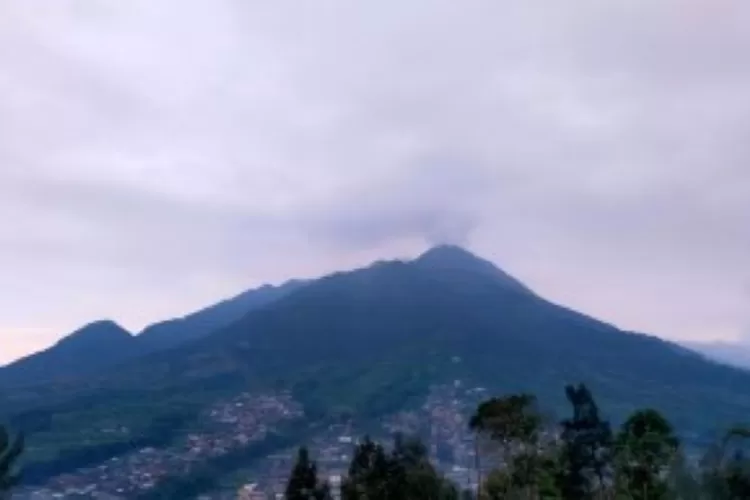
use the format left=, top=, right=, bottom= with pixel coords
left=286, top=447, right=331, bottom=500
left=470, top=394, right=541, bottom=453
left=557, top=384, right=613, bottom=500
left=389, top=434, right=458, bottom=500
left=0, top=425, right=23, bottom=500
left=470, top=393, right=542, bottom=497
left=614, top=409, right=679, bottom=499
left=482, top=468, right=512, bottom=500
left=477, top=444, right=562, bottom=500
left=700, top=426, right=750, bottom=500
left=341, top=435, right=457, bottom=500
left=314, top=481, right=333, bottom=500
left=341, top=437, right=392, bottom=500
left=664, top=449, right=701, bottom=500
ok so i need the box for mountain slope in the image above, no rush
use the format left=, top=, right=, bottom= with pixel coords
left=6, top=246, right=750, bottom=473
left=0, top=321, right=137, bottom=387
left=682, top=340, right=750, bottom=370
left=136, top=279, right=307, bottom=351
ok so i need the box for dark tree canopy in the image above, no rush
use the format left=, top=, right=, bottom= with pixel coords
left=285, top=447, right=331, bottom=500
left=339, top=435, right=456, bottom=500
left=0, top=425, right=23, bottom=499
left=558, top=383, right=613, bottom=500
left=614, top=408, right=680, bottom=499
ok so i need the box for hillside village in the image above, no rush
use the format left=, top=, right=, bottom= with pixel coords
left=13, top=382, right=497, bottom=500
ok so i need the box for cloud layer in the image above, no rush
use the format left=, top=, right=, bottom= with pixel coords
left=2, top=0, right=749, bottom=362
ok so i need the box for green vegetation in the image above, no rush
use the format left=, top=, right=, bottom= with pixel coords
left=286, top=447, right=332, bottom=500
left=0, top=424, right=23, bottom=499
left=139, top=417, right=325, bottom=499
left=21, top=412, right=190, bottom=485
left=287, top=384, right=750, bottom=500
left=467, top=384, right=750, bottom=499
left=138, top=429, right=302, bottom=499
left=285, top=434, right=460, bottom=500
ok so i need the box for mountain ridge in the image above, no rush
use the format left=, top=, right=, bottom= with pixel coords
left=0, top=280, right=307, bottom=387
left=135, top=278, right=307, bottom=351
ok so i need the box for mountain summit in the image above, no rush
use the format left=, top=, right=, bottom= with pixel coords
left=414, top=244, right=534, bottom=295
left=0, top=320, right=137, bottom=387
left=57, top=320, right=132, bottom=347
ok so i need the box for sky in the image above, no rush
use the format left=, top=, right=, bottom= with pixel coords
left=1, top=0, right=749, bottom=364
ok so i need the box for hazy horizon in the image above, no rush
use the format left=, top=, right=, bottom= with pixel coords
left=2, top=0, right=749, bottom=364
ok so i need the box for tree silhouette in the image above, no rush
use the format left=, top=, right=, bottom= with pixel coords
left=469, top=393, right=542, bottom=497
left=338, top=435, right=456, bottom=500
left=285, top=447, right=331, bottom=500
left=557, top=384, right=613, bottom=500
left=701, top=426, right=750, bottom=499
left=614, top=408, right=679, bottom=499
left=341, top=437, right=391, bottom=500
left=0, top=425, right=23, bottom=499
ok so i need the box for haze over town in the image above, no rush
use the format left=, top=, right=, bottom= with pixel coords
left=2, top=0, right=750, bottom=364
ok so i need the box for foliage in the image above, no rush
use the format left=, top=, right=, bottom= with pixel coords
left=469, top=394, right=542, bottom=449
left=469, top=393, right=548, bottom=498
left=557, top=384, right=613, bottom=500
left=662, top=450, right=701, bottom=500
left=699, top=426, right=750, bottom=500
left=285, top=447, right=331, bottom=500
left=614, top=408, right=679, bottom=499
left=340, top=435, right=457, bottom=500
left=341, top=437, right=391, bottom=500
left=0, top=425, right=23, bottom=499
left=466, top=387, right=750, bottom=500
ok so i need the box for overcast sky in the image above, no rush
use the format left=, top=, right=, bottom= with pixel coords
left=1, top=0, right=749, bottom=364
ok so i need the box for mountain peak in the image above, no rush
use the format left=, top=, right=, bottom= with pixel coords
left=55, top=320, right=133, bottom=348
left=415, top=244, right=534, bottom=295
left=417, top=244, right=478, bottom=261
left=0, top=320, right=136, bottom=386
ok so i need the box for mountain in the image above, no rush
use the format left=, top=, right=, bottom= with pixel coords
left=176, top=248, right=749, bottom=438
left=0, top=321, right=137, bottom=387
left=136, top=279, right=307, bottom=351
left=0, top=280, right=306, bottom=388
left=414, top=244, right=535, bottom=296
left=6, top=245, right=750, bottom=479
left=682, top=340, right=750, bottom=370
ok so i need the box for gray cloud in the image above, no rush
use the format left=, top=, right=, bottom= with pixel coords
left=1, top=0, right=750, bottom=362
